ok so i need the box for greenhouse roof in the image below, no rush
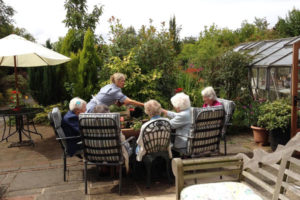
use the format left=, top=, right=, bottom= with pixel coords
left=234, top=36, right=300, bottom=68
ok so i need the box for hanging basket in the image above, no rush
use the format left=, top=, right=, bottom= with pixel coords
left=251, top=125, right=269, bottom=146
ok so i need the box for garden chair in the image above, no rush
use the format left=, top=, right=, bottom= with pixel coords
left=139, top=119, right=172, bottom=188
left=173, top=105, right=225, bottom=158
left=48, top=107, right=82, bottom=181
left=78, top=113, right=135, bottom=195
left=217, top=98, right=236, bottom=155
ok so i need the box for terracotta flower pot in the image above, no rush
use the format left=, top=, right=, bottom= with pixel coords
left=251, top=125, right=269, bottom=146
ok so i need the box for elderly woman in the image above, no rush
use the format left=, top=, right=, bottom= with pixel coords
left=136, top=100, right=171, bottom=161
left=86, top=73, right=144, bottom=113
left=162, top=92, right=192, bottom=152
left=61, top=97, right=87, bottom=157
left=201, top=86, right=222, bottom=107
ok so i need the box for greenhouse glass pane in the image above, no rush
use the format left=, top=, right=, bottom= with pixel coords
left=269, top=67, right=291, bottom=94
left=263, top=40, right=290, bottom=56
left=251, top=68, right=258, bottom=88
left=258, top=68, right=267, bottom=89
left=255, top=48, right=292, bottom=66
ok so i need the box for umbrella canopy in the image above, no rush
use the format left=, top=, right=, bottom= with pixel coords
left=0, top=34, right=70, bottom=67
left=0, top=34, right=71, bottom=107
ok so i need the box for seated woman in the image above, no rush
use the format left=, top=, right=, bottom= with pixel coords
left=201, top=86, right=222, bottom=107
left=162, top=93, right=192, bottom=153
left=92, top=104, right=132, bottom=173
left=136, top=100, right=171, bottom=161
left=61, top=97, right=87, bottom=157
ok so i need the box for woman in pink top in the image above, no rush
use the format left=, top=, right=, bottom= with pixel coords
left=201, top=86, right=222, bottom=107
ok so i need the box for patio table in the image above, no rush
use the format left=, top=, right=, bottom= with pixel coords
left=0, top=107, right=43, bottom=147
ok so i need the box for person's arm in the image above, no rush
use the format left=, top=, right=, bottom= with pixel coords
left=123, top=97, right=144, bottom=107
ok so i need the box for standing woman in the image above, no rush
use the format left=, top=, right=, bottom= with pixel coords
left=86, top=73, right=144, bottom=113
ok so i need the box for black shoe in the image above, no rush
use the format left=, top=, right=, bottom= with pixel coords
left=75, top=154, right=83, bottom=159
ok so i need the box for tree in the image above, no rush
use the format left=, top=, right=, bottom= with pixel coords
left=275, top=8, right=300, bottom=37
left=0, top=0, right=15, bottom=38
left=108, top=17, right=138, bottom=59
left=169, top=15, right=181, bottom=55
left=62, top=0, right=103, bottom=51
left=75, top=28, right=100, bottom=100
left=63, top=0, right=103, bottom=32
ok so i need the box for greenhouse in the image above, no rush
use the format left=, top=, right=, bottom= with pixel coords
left=234, top=36, right=300, bottom=100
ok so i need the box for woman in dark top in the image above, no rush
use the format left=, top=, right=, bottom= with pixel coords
left=61, top=97, right=86, bottom=156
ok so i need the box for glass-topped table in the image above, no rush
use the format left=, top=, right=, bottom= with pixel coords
left=0, top=107, right=43, bottom=147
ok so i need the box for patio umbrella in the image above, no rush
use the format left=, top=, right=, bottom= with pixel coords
left=0, top=34, right=71, bottom=107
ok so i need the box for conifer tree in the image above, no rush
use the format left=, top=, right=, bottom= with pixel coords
left=76, top=28, right=100, bottom=100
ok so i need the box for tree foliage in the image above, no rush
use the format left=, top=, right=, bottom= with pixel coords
left=275, top=8, right=300, bottom=37
left=76, top=28, right=100, bottom=100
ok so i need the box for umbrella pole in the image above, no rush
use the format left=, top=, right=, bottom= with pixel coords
left=14, top=55, right=20, bottom=107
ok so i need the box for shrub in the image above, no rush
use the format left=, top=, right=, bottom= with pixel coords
left=257, top=99, right=291, bottom=132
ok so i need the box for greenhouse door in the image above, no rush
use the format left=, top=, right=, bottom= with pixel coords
left=291, top=41, right=300, bottom=138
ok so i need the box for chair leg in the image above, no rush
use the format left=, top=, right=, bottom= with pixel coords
left=224, top=135, right=227, bottom=155
left=63, top=152, right=66, bottom=182
left=84, top=161, right=87, bottom=194
left=165, top=158, right=171, bottom=185
left=119, top=165, right=122, bottom=195
left=144, top=157, right=152, bottom=188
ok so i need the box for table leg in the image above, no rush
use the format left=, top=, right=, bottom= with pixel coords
left=7, top=116, right=34, bottom=148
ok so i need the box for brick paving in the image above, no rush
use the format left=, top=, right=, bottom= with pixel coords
left=0, top=122, right=271, bottom=200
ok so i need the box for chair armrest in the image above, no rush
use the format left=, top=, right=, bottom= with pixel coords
left=56, top=135, right=81, bottom=140
left=121, top=136, right=135, bottom=145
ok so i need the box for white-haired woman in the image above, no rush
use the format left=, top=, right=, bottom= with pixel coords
left=162, top=93, right=192, bottom=152
left=136, top=100, right=171, bottom=161
left=201, top=86, right=222, bottom=107
left=86, top=73, right=144, bottom=113
left=61, top=97, right=87, bottom=157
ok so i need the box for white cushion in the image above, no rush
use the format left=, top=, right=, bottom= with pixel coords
left=181, top=181, right=263, bottom=200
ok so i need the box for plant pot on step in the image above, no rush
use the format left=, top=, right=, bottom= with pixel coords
left=251, top=125, right=269, bottom=146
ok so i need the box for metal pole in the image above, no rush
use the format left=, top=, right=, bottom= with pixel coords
left=14, top=55, right=20, bottom=107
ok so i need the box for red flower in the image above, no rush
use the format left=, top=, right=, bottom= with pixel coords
left=175, top=88, right=183, bottom=93
left=129, top=108, right=135, bottom=112
left=11, top=90, right=17, bottom=94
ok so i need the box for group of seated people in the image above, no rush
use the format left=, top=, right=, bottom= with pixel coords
left=61, top=72, right=222, bottom=169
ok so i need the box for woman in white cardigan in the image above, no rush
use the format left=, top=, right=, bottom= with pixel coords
left=162, top=92, right=192, bottom=153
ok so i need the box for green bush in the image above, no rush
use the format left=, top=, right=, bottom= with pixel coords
left=257, top=99, right=291, bottom=132
left=33, top=103, right=68, bottom=125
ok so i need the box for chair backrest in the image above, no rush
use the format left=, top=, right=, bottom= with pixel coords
left=187, top=105, right=225, bottom=157
left=142, top=119, right=172, bottom=154
left=48, top=107, right=68, bottom=152
left=217, top=98, right=236, bottom=135
left=79, top=113, right=123, bottom=164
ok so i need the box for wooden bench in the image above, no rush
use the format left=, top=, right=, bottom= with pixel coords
left=172, top=150, right=300, bottom=200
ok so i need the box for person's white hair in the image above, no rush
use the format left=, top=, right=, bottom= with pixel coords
left=171, top=92, right=191, bottom=111
left=144, top=100, right=161, bottom=117
left=69, top=97, right=87, bottom=111
left=201, top=86, right=217, bottom=100
left=110, top=73, right=126, bottom=84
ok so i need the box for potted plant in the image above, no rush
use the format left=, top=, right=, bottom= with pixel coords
left=257, top=99, right=291, bottom=151
left=245, top=99, right=268, bottom=145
